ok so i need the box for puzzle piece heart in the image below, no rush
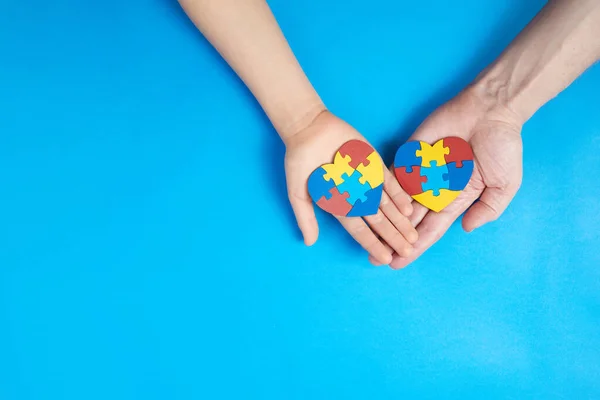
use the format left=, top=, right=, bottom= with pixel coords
left=393, top=137, right=474, bottom=212
left=308, top=140, right=384, bottom=217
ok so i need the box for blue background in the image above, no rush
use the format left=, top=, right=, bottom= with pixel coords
left=1, top=0, right=599, bottom=398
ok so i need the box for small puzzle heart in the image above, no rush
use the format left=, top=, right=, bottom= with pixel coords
left=308, top=140, right=384, bottom=217
left=393, top=137, right=474, bottom=212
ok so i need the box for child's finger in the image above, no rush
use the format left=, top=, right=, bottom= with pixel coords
left=383, top=168, right=413, bottom=216
left=369, top=240, right=392, bottom=266
left=364, top=210, right=413, bottom=258
left=337, top=217, right=392, bottom=265
left=288, top=191, right=319, bottom=246
left=409, top=203, right=429, bottom=227
left=379, top=191, right=418, bottom=245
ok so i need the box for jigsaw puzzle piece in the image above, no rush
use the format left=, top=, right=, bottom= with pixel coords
left=307, top=167, right=336, bottom=202
left=338, top=140, right=376, bottom=169
left=393, top=141, right=422, bottom=173
left=394, top=165, right=427, bottom=196
left=356, top=152, right=384, bottom=189
left=444, top=160, right=474, bottom=191
left=316, top=187, right=353, bottom=216
left=347, top=185, right=383, bottom=217
left=322, top=152, right=355, bottom=185
left=337, top=170, right=371, bottom=205
left=420, top=161, right=449, bottom=196
left=412, top=189, right=460, bottom=212
left=416, top=140, right=450, bottom=168
left=442, top=137, right=474, bottom=168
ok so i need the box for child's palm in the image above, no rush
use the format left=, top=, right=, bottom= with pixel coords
left=285, top=111, right=417, bottom=265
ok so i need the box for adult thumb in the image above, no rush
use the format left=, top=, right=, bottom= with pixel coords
left=462, top=186, right=518, bottom=232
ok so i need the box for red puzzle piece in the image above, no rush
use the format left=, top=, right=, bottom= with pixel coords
left=443, top=137, right=474, bottom=168
left=394, top=165, right=427, bottom=196
left=316, top=187, right=353, bottom=216
left=338, top=140, right=374, bottom=169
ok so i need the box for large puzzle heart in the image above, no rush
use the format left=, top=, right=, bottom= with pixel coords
left=308, top=140, right=384, bottom=217
left=393, top=137, right=474, bottom=212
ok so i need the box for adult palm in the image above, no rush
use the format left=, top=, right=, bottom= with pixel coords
left=373, top=89, right=525, bottom=269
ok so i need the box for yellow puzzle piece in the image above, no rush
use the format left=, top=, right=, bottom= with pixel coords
left=356, top=152, right=384, bottom=189
left=416, top=140, right=450, bottom=167
left=322, top=152, right=355, bottom=185
left=411, top=189, right=460, bottom=212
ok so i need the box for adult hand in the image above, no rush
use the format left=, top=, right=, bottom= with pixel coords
left=285, top=110, right=418, bottom=265
left=376, top=0, right=600, bottom=269
left=370, top=89, right=523, bottom=268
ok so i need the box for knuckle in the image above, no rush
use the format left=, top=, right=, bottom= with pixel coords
left=389, top=232, right=406, bottom=248
left=370, top=211, right=386, bottom=224
left=391, top=191, right=408, bottom=204
left=385, top=184, right=401, bottom=197
left=379, top=195, right=390, bottom=207
left=364, top=239, right=384, bottom=255
left=350, top=223, right=368, bottom=235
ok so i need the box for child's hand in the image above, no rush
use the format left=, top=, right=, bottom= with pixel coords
left=284, top=111, right=417, bottom=265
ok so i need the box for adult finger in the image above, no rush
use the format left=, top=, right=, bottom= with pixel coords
left=337, top=216, right=393, bottom=265
left=379, top=191, right=418, bottom=245
left=462, top=184, right=520, bottom=232
left=288, top=190, right=319, bottom=246
left=389, top=187, right=481, bottom=269
left=364, top=210, right=413, bottom=258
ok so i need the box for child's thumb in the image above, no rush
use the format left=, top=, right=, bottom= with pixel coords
left=288, top=192, right=319, bottom=246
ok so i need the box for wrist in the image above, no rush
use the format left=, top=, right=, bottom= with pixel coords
left=468, top=64, right=530, bottom=126
left=277, top=101, right=328, bottom=147
left=460, top=70, right=525, bottom=130
left=468, top=0, right=600, bottom=125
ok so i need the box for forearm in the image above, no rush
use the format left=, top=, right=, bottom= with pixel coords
left=471, top=0, right=600, bottom=123
left=178, top=0, right=325, bottom=141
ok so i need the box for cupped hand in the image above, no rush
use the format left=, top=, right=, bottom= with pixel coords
left=284, top=110, right=418, bottom=264
left=372, top=89, right=524, bottom=269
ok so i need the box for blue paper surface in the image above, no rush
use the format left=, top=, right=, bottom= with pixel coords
left=1, top=0, right=599, bottom=398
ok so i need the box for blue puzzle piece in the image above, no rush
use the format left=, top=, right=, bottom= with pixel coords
left=307, top=167, right=336, bottom=201
left=444, top=160, right=474, bottom=191
left=337, top=171, right=371, bottom=205
left=393, top=141, right=422, bottom=173
left=347, top=185, right=383, bottom=217
left=420, top=161, right=449, bottom=196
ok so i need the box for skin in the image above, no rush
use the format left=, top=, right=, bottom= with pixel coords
left=179, top=0, right=600, bottom=268
left=179, top=0, right=418, bottom=265
left=370, top=91, right=524, bottom=267
left=378, top=0, right=600, bottom=269
left=285, top=110, right=418, bottom=264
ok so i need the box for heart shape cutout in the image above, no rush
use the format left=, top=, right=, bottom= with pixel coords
left=308, top=140, right=384, bottom=217
left=393, top=137, right=474, bottom=212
